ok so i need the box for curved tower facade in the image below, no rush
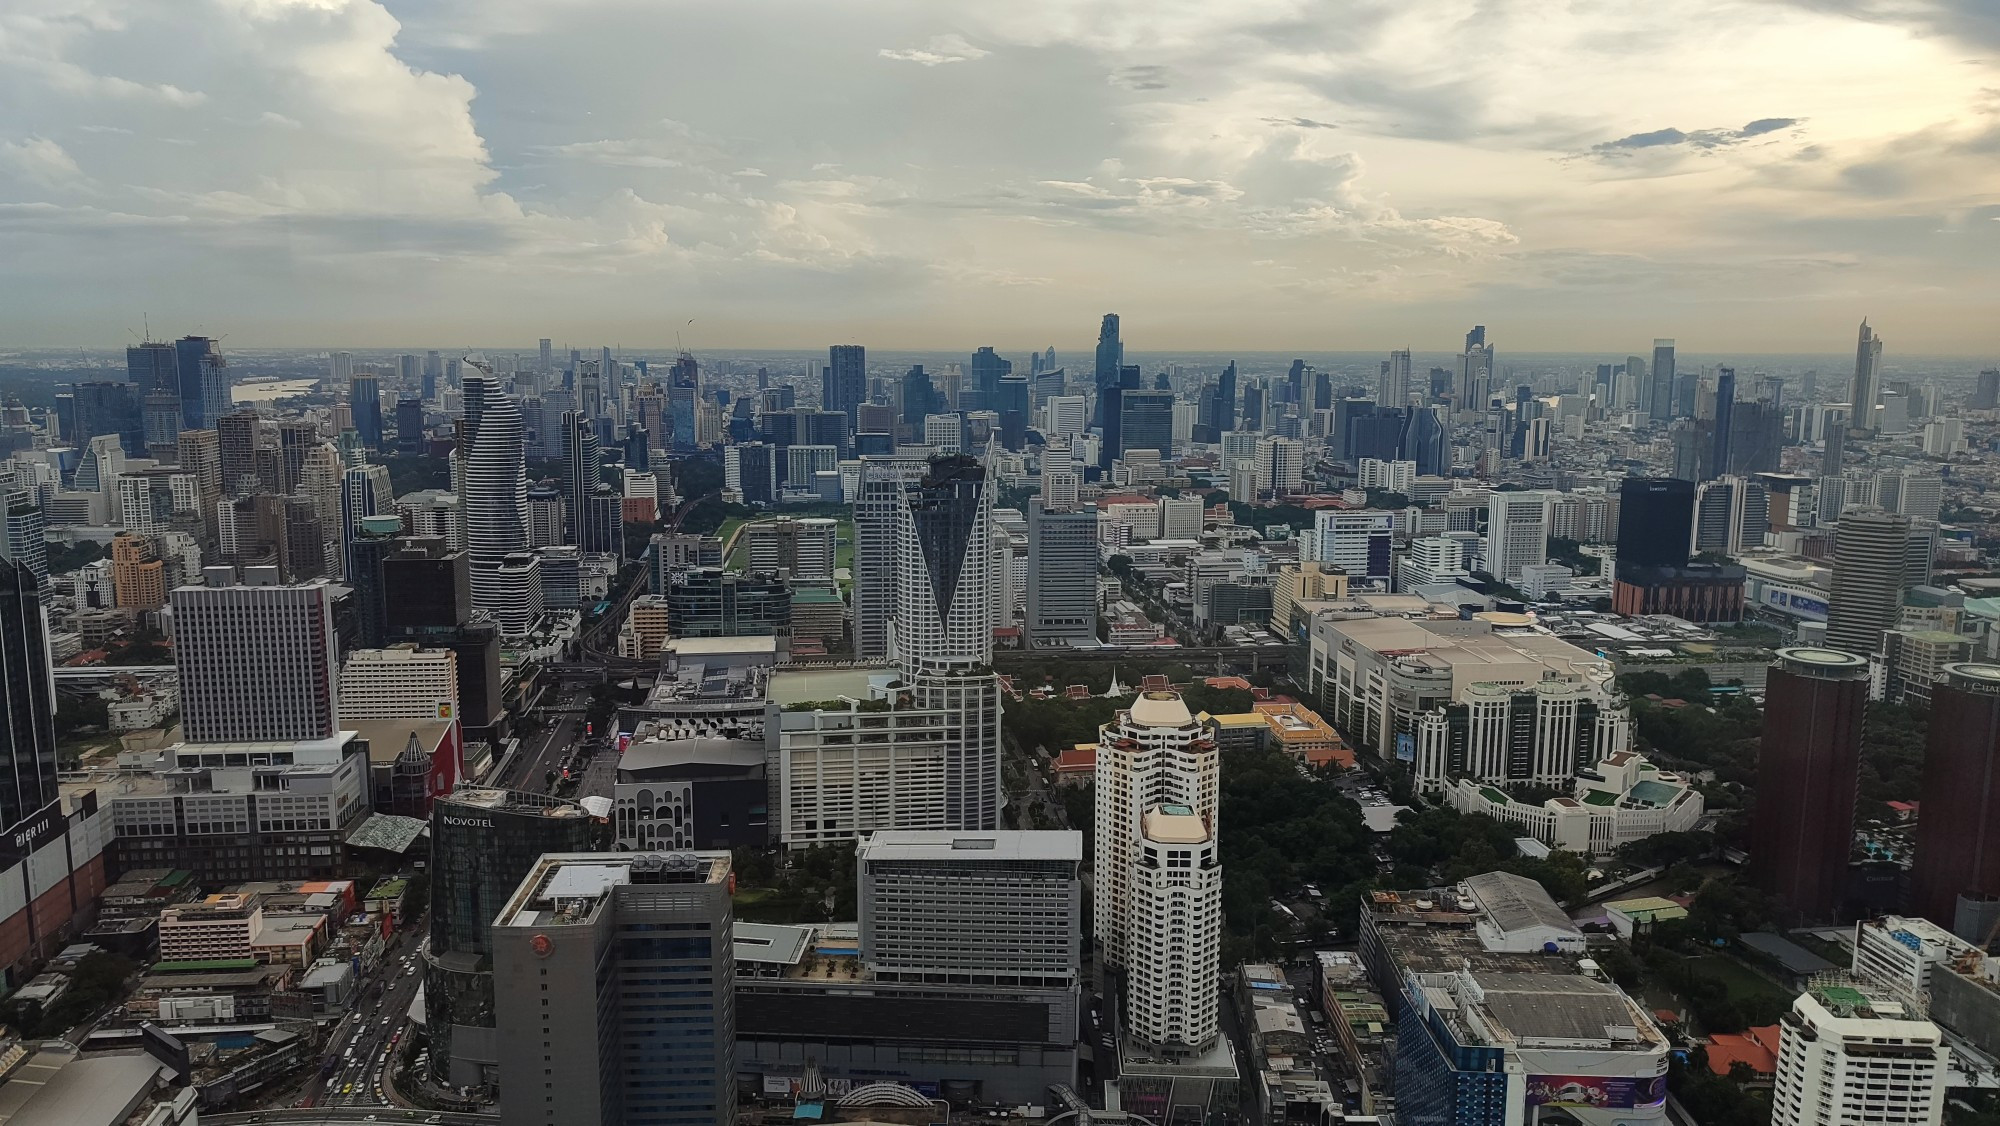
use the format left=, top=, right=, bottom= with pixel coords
left=460, top=377, right=537, bottom=635
left=1911, top=663, right=2000, bottom=928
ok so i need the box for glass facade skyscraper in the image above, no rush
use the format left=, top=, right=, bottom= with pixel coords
left=0, top=559, right=57, bottom=834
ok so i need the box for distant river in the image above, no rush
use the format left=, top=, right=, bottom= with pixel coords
left=232, top=378, right=320, bottom=402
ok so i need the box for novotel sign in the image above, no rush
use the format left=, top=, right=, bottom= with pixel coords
left=439, top=814, right=494, bottom=830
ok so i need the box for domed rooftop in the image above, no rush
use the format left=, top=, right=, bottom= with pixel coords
left=1128, top=689, right=1192, bottom=729
left=838, top=1083, right=934, bottom=1109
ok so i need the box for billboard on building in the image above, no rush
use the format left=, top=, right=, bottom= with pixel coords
left=1524, top=1074, right=1667, bottom=1109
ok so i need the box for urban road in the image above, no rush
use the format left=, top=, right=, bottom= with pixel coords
left=296, top=930, right=428, bottom=1115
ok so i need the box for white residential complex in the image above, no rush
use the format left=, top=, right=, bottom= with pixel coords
left=1124, top=804, right=1222, bottom=1056
left=1770, top=981, right=1946, bottom=1126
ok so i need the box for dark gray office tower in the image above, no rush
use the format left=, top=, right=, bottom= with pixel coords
left=1403, top=406, right=1448, bottom=476
left=492, top=852, right=735, bottom=1126
left=1287, top=359, right=1305, bottom=404
left=997, top=374, right=1030, bottom=451
left=1976, top=369, right=2000, bottom=411
left=0, top=559, right=57, bottom=834
left=1239, top=382, right=1265, bottom=433
left=425, top=787, right=598, bottom=1089
left=1215, top=360, right=1238, bottom=432
left=823, top=344, right=866, bottom=431
left=382, top=541, right=503, bottom=742
left=1711, top=368, right=1737, bottom=478
left=126, top=341, right=179, bottom=392
left=1617, top=478, right=1695, bottom=568
left=901, top=366, right=939, bottom=432
left=1823, top=424, right=1845, bottom=476
left=1027, top=498, right=1098, bottom=648
left=1092, top=314, right=1122, bottom=425
left=1648, top=339, right=1677, bottom=422
left=68, top=381, right=142, bottom=455
left=560, top=410, right=600, bottom=544
left=351, top=372, right=384, bottom=449
left=1104, top=388, right=1174, bottom=469
left=970, top=346, right=1012, bottom=405
left=395, top=397, right=424, bottom=454
left=666, top=568, right=792, bottom=637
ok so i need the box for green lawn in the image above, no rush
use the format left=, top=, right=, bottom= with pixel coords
left=716, top=517, right=748, bottom=570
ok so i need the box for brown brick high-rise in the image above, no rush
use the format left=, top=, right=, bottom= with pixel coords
left=1748, top=648, right=1869, bottom=920
left=1911, top=663, right=2000, bottom=929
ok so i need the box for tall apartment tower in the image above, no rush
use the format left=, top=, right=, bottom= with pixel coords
left=1749, top=648, right=1869, bottom=920
left=1125, top=804, right=1223, bottom=1058
left=1910, top=663, right=2000, bottom=930
left=1026, top=498, right=1099, bottom=649
left=850, top=455, right=931, bottom=660
left=1485, top=490, right=1551, bottom=583
left=559, top=409, right=601, bottom=545
left=1770, top=981, right=1946, bottom=1126
left=350, top=372, right=384, bottom=450
left=1380, top=349, right=1412, bottom=407
left=1849, top=319, right=1885, bottom=435
left=0, top=558, right=57, bottom=833
left=1093, top=691, right=1218, bottom=970
left=858, top=829, right=1081, bottom=986
left=491, top=851, right=735, bottom=1126
left=1825, top=507, right=1910, bottom=656
left=888, top=454, right=994, bottom=673
left=170, top=566, right=338, bottom=744
left=460, top=373, right=541, bottom=635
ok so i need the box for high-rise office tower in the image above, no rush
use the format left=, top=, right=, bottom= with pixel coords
left=1749, top=647, right=1868, bottom=920
left=1103, top=388, right=1174, bottom=470
left=382, top=541, right=503, bottom=738
left=667, top=351, right=700, bottom=450
left=0, top=558, right=58, bottom=833
left=1402, top=406, right=1448, bottom=476
left=1026, top=497, right=1098, bottom=648
left=175, top=336, right=231, bottom=430
left=851, top=456, right=931, bottom=660
left=461, top=375, right=540, bottom=635
left=1381, top=349, right=1412, bottom=407
left=127, top=339, right=180, bottom=393
left=1617, top=478, right=1695, bottom=567
left=1455, top=326, right=1493, bottom=415
left=1648, top=339, right=1677, bottom=423
left=823, top=343, right=866, bottom=431
left=491, top=851, right=735, bottom=1126
left=1910, top=663, right=2000, bottom=930
left=970, top=345, right=1012, bottom=406
left=395, top=397, right=424, bottom=454
left=1485, top=490, right=1551, bottom=582
left=350, top=372, right=384, bottom=450
left=425, top=788, right=597, bottom=1089
left=1974, top=369, right=2000, bottom=411
left=1092, top=313, right=1122, bottom=426
left=422, top=350, right=442, bottom=400
left=559, top=410, right=601, bottom=544
left=171, top=566, right=338, bottom=743
left=1769, top=981, right=1946, bottom=1126
left=1825, top=507, right=1910, bottom=656
left=343, top=514, right=401, bottom=650
left=329, top=350, right=353, bottom=383
left=537, top=338, right=552, bottom=373
left=1849, top=319, right=1884, bottom=434
left=1093, top=691, right=1218, bottom=971
left=1710, top=367, right=1737, bottom=475
left=215, top=411, right=265, bottom=498
left=1239, top=381, right=1265, bottom=433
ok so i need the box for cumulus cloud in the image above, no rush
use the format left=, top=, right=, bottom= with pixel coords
left=0, top=137, right=83, bottom=185
left=878, top=34, right=989, bottom=66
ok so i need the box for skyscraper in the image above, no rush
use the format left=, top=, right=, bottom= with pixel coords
left=1093, top=691, right=1218, bottom=970
left=461, top=373, right=540, bottom=634
left=1092, top=313, right=1122, bottom=426
left=1769, top=980, right=1947, bottom=1126
left=1648, top=339, right=1677, bottom=423
left=0, top=558, right=57, bottom=834
left=126, top=340, right=179, bottom=392
left=1849, top=319, right=1884, bottom=434
left=170, top=566, right=338, bottom=743
left=1749, top=647, right=1868, bottom=920
left=1381, top=349, right=1412, bottom=407
left=559, top=410, right=600, bottom=544
left=823, top=343, right=866, bottom=431
left=668, top=351, right=701, bottom=450
left=1711, top=366, right=1737, bottom=475
left=1910, top=663, right=2000, bottom=930
left=969, top=345, right=1012, bottom=405
left=1617, top=478, right=1695, bottom=567
left=350, top=371, right=384, bottom=449
left=1026, top=498, right=1098, bottom=648
left=491, top=851, right=735, bottom=1126
left=1485, top=491, right=1551, bottom=582
left=1825, top=507, right=1910, bottom=656
left=1104, top=388, right=1174, bottom=470
left=174, top=335, right=230, bottom=430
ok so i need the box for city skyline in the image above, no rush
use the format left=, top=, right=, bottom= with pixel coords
left=1, top=1, right=1998, bottom=351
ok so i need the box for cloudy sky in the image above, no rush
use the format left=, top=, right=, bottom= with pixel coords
left=2, top=0, right=1997, bottom=354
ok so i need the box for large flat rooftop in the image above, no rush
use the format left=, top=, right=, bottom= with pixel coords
left=859, top=830, right=1083, bottom=864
